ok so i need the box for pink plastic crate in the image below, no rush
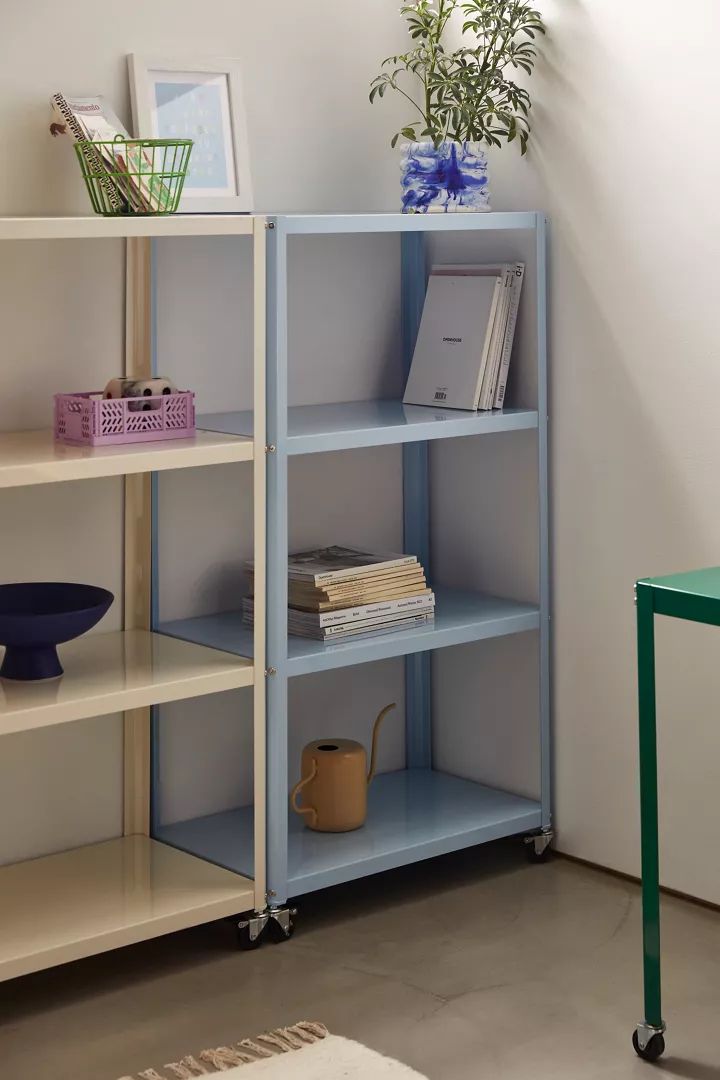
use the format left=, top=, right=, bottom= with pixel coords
left=54, top=390, right=196, bottom=447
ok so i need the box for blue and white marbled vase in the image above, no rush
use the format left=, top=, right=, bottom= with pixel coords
left=401, top=141, right=490, bottom=213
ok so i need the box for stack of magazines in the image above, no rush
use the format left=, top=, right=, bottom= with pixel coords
left=243, top=545, right=435, bottom=642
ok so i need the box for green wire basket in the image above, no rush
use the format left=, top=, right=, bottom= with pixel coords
left=75, top=137, right=193, bottom=216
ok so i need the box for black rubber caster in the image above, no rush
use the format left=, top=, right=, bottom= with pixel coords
left=266, top=912, right=295, bottom=944
left=632, top=1030, right=666, bottom=1063
left=236, top=922, right=263, bottom=951
left=525, top=841, right=552, bottom=863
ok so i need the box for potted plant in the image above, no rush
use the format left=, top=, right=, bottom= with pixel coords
left=370, top=0, right=545, bottom=213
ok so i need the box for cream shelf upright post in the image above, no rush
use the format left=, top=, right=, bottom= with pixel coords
left=0, top=214, right=267, bottom=981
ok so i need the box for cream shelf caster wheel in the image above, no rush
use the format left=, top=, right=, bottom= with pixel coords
left=236, top=911, right=269, bottom=951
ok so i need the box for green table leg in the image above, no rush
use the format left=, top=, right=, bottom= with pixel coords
left=636, top=583, right=664, bottom=1031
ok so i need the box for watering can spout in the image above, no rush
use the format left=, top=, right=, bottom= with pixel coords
left=367, top=702, right=397, bottom=786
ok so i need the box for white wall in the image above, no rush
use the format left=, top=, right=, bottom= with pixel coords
left=3, top=0, right=720, bottom=905
left=493, top=0, right=720, bottom=903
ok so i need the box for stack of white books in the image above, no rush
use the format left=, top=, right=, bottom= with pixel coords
left=403, top=263, right=525, bottom=412
left=243, top=545, right=435, bottom=642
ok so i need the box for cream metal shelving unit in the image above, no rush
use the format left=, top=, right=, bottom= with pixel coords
left=0, top=214, right=266, bottom=981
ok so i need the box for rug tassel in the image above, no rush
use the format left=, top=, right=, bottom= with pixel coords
left=294, top=1021, right=329, bottom=1042
left=164, top=1055, right=211, bottom=1077
left=199, top=1047, right=247, bottom=1071
left=235, top=1039, right=275, bottom=1061
left=124, top=1021, right=330, bottom=1078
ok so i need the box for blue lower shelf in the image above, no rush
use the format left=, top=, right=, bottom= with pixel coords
left=156, top=769, right=542, bottom=896
left=159, top=587, right=539, bottom=677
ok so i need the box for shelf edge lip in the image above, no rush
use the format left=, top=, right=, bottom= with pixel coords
left=0, top=215, right=257, bottom=241
left=156, top=601, right=540, bottom=676
left=0, top=667, right=255, bottom=737
left=286, top=608, right=541, bottom=676
left=0, top=432, right=253, bottom=490
left=196, top=408, right=540, bottom=456
left=278, top=211, right=539, bottom=235
left=0, top=633, right=254, bottom=737
left=287, top=410, right=540, bottom=455
left=286, top=806, right=543, bottom=894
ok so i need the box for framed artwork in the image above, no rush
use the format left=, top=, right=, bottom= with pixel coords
left=128, top=56, right=253, bottom=213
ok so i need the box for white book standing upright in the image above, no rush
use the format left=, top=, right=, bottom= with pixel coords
left=449, top=261, right=526, bottom=410
left=403, top=274, right=500, bottom=410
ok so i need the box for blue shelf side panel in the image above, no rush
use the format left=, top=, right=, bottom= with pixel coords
left=266, top=218, right=291, bottom=904
left=536, top=215, right=552, bottom=829
left=402, top=232, right=432, bottom=771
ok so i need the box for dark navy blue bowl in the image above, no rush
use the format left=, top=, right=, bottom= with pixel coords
left=0, top=583, right=114, bottom=681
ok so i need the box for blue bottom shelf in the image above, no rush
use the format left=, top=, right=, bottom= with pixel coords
left=156, top=770, right=541, bottom=896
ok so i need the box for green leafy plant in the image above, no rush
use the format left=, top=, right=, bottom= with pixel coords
left=370, top=0, right=545, bottom=154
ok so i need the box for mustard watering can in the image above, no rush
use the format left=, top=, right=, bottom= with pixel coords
left=290, top=703, right=396, bottom=832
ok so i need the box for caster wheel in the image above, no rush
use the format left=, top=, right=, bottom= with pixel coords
left=267, top=914, right=295, bottom=944
left=526, top=842, right=552, bottom=864
left=632, top=1030, right=666, bottom=1063
left=236, top=923, right=263, bottom=951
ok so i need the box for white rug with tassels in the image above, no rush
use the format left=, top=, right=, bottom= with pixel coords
left=119, top=1022, right=429, bottom=1079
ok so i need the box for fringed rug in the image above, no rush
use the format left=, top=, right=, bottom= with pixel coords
left=119, top=1021, right=429, bottom=1079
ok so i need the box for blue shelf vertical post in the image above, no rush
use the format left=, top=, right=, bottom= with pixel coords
left=266, top=219, right=291, bottom=906
left=401, top=233, right=432, bottom=770
left=536, top=214, right=552, bottom=829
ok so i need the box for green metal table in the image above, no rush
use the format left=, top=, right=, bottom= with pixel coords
left=633, top=566, right=720, bottom=1063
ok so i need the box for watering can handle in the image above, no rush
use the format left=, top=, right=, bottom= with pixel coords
left=290, top=759, right=318, bottom=828
left=367, top=702, right=397, bottom=785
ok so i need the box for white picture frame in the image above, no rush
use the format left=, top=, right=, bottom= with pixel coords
left=128, top=55, right=253, bottom=213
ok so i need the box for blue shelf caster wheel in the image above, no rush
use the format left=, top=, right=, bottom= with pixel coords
left=524, top=828, right=554, bottom=863
left=632, top=1025, right=666, bottom=1063
left=236, top=907, right=297, bottom=950
left=266, top=906, right=296, bottom=944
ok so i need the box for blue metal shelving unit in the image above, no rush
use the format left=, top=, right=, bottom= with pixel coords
left=157, top=211, right=551, bottom=909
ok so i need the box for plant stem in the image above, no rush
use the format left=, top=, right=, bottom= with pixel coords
left=425, top=0, right=454, bottom=135
left=394, top=83, right=428, bottom=124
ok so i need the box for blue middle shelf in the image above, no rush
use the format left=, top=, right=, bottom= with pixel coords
left=156, top=768, right=542, bottom=896
left=198, top=399, right=538, bottom=456
left=159, top=587, right=539, bottom=677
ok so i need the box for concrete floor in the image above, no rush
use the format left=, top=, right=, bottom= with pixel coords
left=2, top=844, right=720, bottom=1080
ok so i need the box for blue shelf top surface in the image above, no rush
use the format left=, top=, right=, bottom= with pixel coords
left=198, top=400, right=538, bottom=455
left=159, top=587, right=539, bottom=677
left=156, top=769, right=542, bottom=896
left=271, top=211, right=542, bottom=235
